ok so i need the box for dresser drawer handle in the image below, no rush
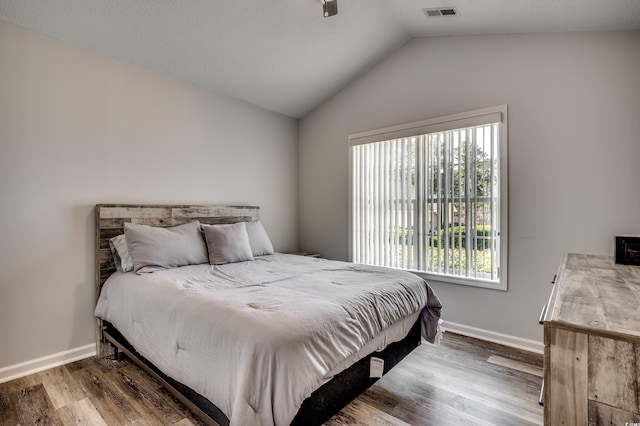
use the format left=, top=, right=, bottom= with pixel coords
left=538, top=304, right=547, bottom=324
left=539, top=379, right=544, bottom=406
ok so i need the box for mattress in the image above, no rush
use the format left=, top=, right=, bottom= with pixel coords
left=95, top=253, right=442, bottom=426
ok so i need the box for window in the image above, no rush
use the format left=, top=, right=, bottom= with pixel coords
left=349, top=105, right=508, bottom=289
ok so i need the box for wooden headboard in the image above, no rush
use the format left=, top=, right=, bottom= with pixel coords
left=94, top=204, right=260, bottom=356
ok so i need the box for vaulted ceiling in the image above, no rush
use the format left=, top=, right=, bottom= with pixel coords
left=1, top=0, right=639, bottom=118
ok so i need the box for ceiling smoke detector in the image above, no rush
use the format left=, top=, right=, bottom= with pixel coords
left=422, top=7, right=460, bottom=17
left=323, top=0, right=338, bottom=18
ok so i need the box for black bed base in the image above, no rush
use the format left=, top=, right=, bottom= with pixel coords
left=102, top=320, right=421, bottom=426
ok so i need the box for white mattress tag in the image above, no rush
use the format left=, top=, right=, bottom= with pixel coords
left=370, top=357, right=384, bottom=378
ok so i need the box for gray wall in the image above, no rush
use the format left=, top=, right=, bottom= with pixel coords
left=298, top=31, right=640, bottom=343
left=0, top=21, right=298, bottom=370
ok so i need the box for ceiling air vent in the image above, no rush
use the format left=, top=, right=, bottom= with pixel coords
left=422, top=7, right=460, bottom=17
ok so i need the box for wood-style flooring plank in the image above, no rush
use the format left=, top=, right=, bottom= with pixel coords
left=72, top=365, right=142, bottom=425
left=14, top=384, right=63, bottom=425
left=0, top=373, right=41, bottom=395
left=0, top=332, right=543, bottom=425
left=487, top=355, right=543, bottom=378
left=56, top=397, right=107, bottom=425
left=326, top=398, right=412, bottom=426
left=102, top=367, right=173, bottom=425
left=0, top=390, right=18, bottom=425
left=39, top=365, right=87, bottom=409
left=116, top=360, right=200, bottom=424
left=174, top=419, right=199, bottom=426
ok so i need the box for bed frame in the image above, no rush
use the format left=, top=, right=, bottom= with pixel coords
left=95, top=204, right=421, bottom=426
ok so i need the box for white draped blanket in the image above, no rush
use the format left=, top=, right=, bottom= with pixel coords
left=95, top=253, right=442, bottom=425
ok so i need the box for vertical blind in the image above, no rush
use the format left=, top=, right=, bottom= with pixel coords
left=351, top=107, right=505, bottom=285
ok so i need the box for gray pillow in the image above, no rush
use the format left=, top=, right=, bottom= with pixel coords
left=202, top=222, right=255, bottom=265
left=124, top=221, right=208, bottom=274
left=109, top=234, right=134, bottom=272
left=245, top=220, right=274, bottom=256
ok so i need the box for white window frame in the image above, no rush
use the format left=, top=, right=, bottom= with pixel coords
left=348, top=105, right=508, bottom=290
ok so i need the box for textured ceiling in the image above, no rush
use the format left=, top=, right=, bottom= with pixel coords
left=1, top=0, right=639, bottom=118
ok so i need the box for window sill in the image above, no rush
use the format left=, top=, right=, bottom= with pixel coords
left=409, top=269, right=507, bottom=291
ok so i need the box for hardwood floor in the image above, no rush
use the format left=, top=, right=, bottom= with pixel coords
left=0, top=333, right=543, bottom=425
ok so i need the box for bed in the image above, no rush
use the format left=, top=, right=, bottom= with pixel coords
left=94, top=204, right=442, bottom=426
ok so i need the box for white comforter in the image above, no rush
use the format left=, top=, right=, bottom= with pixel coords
left=95, top=253, right=441, bottom=426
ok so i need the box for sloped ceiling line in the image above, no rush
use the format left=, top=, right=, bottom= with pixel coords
left=0, top=0, right=639, bottom=118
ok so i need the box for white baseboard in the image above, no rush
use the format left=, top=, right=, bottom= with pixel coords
left=443, top=321, right=544, bottom=354
left=0, top=344, right=96, bottom=384
left=0, top=324, right=541, bottom=384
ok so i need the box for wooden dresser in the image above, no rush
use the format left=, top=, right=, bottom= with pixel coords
left=542, top=253, right=640, bottom=425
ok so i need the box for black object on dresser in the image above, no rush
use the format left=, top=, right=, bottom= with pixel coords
left=615, top=236, right=640, bottom=265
